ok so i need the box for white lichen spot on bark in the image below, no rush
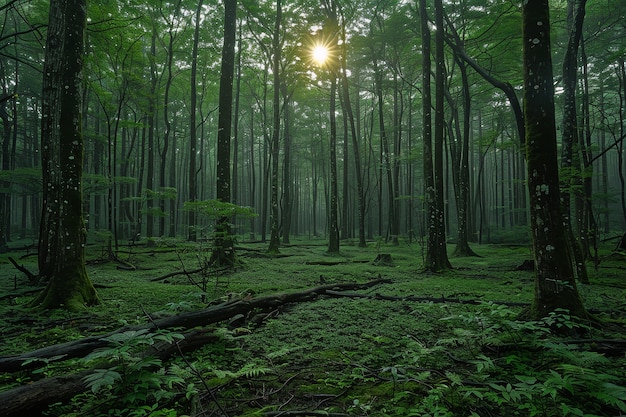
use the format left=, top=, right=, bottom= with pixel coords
left=535, top=184, right=549, bottom=196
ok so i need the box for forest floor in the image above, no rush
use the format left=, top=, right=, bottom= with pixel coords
left=1, top=237, right=626, bottom=417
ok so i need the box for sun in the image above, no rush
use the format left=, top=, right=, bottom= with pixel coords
left=311, top=44, right=330, bottom=66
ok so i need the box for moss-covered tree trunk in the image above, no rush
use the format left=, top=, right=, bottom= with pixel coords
left=522, top=0, right=587, bottom=319
left=34, top=0, right=98, bottom=310
left=211, top=0, right=237, bottom=266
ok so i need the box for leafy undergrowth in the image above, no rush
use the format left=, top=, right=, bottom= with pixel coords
left=1, top=238, right=625, bottom=416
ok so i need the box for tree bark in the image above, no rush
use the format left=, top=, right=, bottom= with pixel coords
left=522, top=0, right=588, bottom=319
left=431, top=0, right=451, bottom=270
left=337, top=11, right=366, bottom=247
left=268, top=0, right=282, bottom=253
left=188, top=0, right=203, bottom=241
left=212, top=0, right=237, bottom=266
left=34, top=0, right=98, bottom=310
left=560, top=0, right=589, bottom=284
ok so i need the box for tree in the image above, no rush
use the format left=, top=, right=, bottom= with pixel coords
left=268, top=0, right=282, bottom=254
left=559, top=0, right=589, bottom=284
left=188, top=0, right=204, bottom=242
left=34, top=0, right=99, bottom=310
left=337, top=4, right=366, bottom=248
left=522, top=0, right=587, bottom=319
left=211, top=0, right=237, bottom=267
left=422, top=0, right=451, bottom=271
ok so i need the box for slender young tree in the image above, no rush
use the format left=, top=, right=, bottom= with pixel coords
left=211, top=0, right=237, bottom=266
left=420, top=0, right=436, bottom=270
left=268, top=0, right=282, bottom=253
left=34, top=0, right=99, bottom=310
left=338, top=3, right=366, bottom=247
left=188, top=0, right=204, bottom=241
left=522, top=0, right=588, bottom=319
left=560, top=0, right=589, bottom=283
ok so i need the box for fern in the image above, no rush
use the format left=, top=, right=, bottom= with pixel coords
left=83, top=368, right=122, bottom=393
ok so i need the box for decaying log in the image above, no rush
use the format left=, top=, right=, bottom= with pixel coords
left=0, top=278, right=390, bottom=373
left=324, top=289, right=530, bottom=308
left=0, top=329, right=217, bottom=417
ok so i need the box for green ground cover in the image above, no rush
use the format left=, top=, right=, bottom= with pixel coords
left=1, top=238, right=625, bottom=416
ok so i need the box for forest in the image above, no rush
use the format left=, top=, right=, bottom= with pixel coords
left=1, top=0, right=626, bottom=416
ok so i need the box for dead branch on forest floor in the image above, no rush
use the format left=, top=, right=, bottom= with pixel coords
left=324, top=289, right=530, bottom=308
left=0, top=278, right=391, bottom=373
left=7, top=256, right=37, bottom=283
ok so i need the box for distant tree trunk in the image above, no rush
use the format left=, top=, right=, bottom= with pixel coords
left=188, top=0, right=203, bottom=241
left=327, top=75, right=340, bottom=253
left=248, top=112, right=256, bottom=239
left=211, top=0, right=237, bottom=266
left=373, top=58, right=396, bottom=245
left=338, top=9, right=366, bottom=246
left=34, top=0, right=99, bottom=310
left=268, top=0, right=282, bottom=254
left=452, top=57, right=478, bottom=257
left=522, top=0, right=588, bottom=319
left=392, top=72, right=402, bottom=245
left=560, top=0, right=589, bottom=284
left=146, top=25, right=157, bottom=238
left=618, top=59, right=626, bottom=225
left=160, top=2, right=181, bottom=237
left=281, top=83, right=293, bottom=245
left=232, top=23, right=242, bottom=206
left=579, top=36, right=597, bottom=264
left=0, top=93, right=16, bottom=253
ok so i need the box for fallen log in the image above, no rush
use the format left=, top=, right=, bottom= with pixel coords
left=0, top=329, right=217, bottom=417
left=324, top=290, right=531, bottom=307
left=0, top=278, right=390, bottom=373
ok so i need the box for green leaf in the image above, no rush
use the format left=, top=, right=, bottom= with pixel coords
left=83, top=368, right=122, bottom=393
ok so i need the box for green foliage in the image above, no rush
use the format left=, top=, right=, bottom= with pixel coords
left=0, top=168, right=42, bottom=194
left=183, top=199, right=257, bottom=220
left=81, top=329, right=186, bottom=416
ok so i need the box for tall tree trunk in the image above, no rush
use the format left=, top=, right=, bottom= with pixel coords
left=327, top=75, right=340, bottom=253
left=0, top=92, right=16, bottom=252
left=281, top=84, right=293, bottom=244
left=432, top=0, right=451, bottom=270
left=232, top=22, right=242, bottom=206
left=188, top=0, right=203, bottom=242
left=522, top=0, right=588, bottom=319
left=268, top=0, right=282, bottom=254
left=452, top=58, right=478, bottom=257
left=420, top=0, right=437, bottom=270
left=373, top=59, right=396, bottom=245
left=560, top=0, right=589, bottom=284
left=159, top=2, right=181, bottom=237
left=337, top=17, right=366, bottom=247
left=211, top=0, right=237, bottom=266
left=34, top=0, right=99, bottom=310
left=146, top=25, right=157, bottom=238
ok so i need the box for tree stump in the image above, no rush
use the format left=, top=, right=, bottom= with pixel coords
left=516, top=259, right=535, bottom=271
left=373, top=253, right=393, bottom=266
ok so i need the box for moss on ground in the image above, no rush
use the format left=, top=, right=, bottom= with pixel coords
left=0, top=237, right=625, bottom=416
